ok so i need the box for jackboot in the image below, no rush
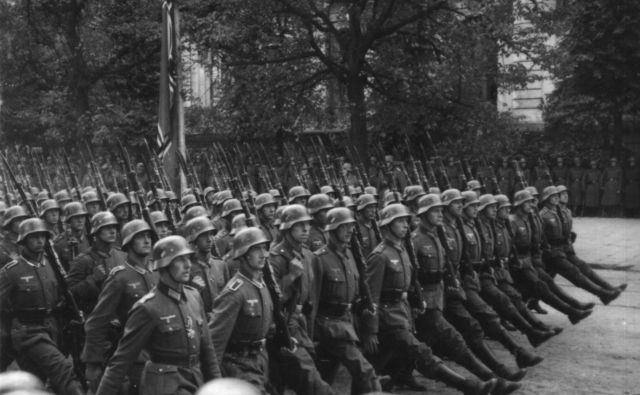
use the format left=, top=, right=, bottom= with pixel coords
left=515, top=347, right=543, bottom=368
left=470, top=342, right=527, bottom=382
left=433, top=364, right=497, bottom=395
left=600, top=287, right=622, bottom=305
left=527, top=299, right=548, bottom=314
left=569, top=308, right=593, bottom=325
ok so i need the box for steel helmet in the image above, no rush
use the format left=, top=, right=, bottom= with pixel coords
left=232, top=227, right=269, bottom=259
left=203, top=187, right=216, bottom=201
left=343, top=196, right=356, bottom=209
left=230, top=213, right=256, bottom=236
left=325, top=207, right=356, bottom=231
left=151, top=235, right=194, bottom=271
left=255, top=193, right=277, bottom=211
left=355, top=194, right=377, bottom=211
left=106, top=193, right=129, bottom=211
left=428, top=187, right=441, bottom=195
left=556, top=185, right=568, bottom=194
left=63, top=202, right=88, bottom=221
left=495, top=194, right=512, bottom=209
left=379, top=203, right=411, bottom=227
left=38, top=199, right=60, bottom=218
left=417, top=194, right=445, bottom=215
left=541, top=186, right=560, bottom=202
left=273, top=205, right=288, bottom=227
left=364, top=186, right=378, bottom=197
left=180, top=194, right=198, bottom=213
left=82, top=186, right=96, bottom=194
left=17, top=218, right=52, bottom=244
left=461, top=191, right=481, bottom=208
left=307, top=194, right=334, bottom=215
left=269, top=189, right=282, bottom=198
left=466, top=180, right=482, bottom=191
left=525, top=186, right=539, bottom=197
left=403, top=185, right=426, bottom=203
left=279, top=204, right=312, bottom=231
left=221, top=199, right=243, bottom=218
left=166, top=190, right=178, bottom=202
left=3, top=206, right=29, bottom=229
left=54, top=190, right=72, bottom=205
left=185, top=216, right=216, bottom=243
left=383, top=191, right=402, bottom=207
left=150, top=210, right=170, bottom=225
left=441, top=189, right=464, bottom=205
left=320, top=185, right=335, bottom=195
left=217, top=190, right=233, bottom=205
left=83, top=191, right=101, bottom=204
left=121, top=219, right=152, bottom=248
left=36, top=191, right=49, bottom=206
left=287, top=186, right=311, bottom=203
left=478, top=194, right=498, bottom=211
left=184, top=205, right=208, bottom=223
left=513, top=190, right=535, bottom=207
left=90, top=211, right=119, bottom=235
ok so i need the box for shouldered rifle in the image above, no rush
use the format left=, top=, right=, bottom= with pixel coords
left=231, top=178, right=295, bottom=351
left=0, top=152, right=86, bottom=389
left=62, top=149, right=83, bottom=203
left=175, top=150, right=202, bottom=205
left=456, top=160, right=468, bottom=186
left=404, top=136, right=422, bottom=186
left=513, top=160, right=529, bottom=188
left=487, top=160, right=502, bottom=195
left=435, top=157, right=451, bottom=190
left=83, top=142, right=108, bottom=211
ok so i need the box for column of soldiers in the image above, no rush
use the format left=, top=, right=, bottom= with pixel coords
left=0, top=139, right=629, bottom=395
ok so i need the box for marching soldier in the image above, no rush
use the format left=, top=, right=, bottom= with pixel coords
left=38, top=199, right=62, bottom=238
left=97, top=235, right=221, bottom=394
left=106, top=192, right=131, bottom=247
left=0, top=206, right=29, bottom=268
left=509, top=190, right=594, bottom=323
left=361, top=203, right=497, bottom=395
left=83, top=191, right=103, bottom=218
left=539, top=186, right=622, bottom=305
left=213, top=198, right=243, bottom=257
left=0, top=218, right=85, bottom=394
left=150, top=211, right=173, bottom=239
left=288, top=186, right=311, bottom=206
left=268, top=204, right=334, bottom=395
left=67, top=211, right=126, bottom=315
left=254, top=193, right=278, bottom=244
left=209, top=227, right=273, bottom=392
left=83, top=219, right=157, bottom=394
left=354, top=194, right=380, bottom=256
left=306, top=194, right=334, bottom=251
left=311, top=207, right=381, bottom=393
left=54, top=202, right=91, bottom=271
left=412, top=194, right=521, bottom=394
left=185, top=216, right=229, bottom=315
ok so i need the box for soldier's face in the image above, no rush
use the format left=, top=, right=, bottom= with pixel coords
left=448, top=200, right=463, bottom=217
left=482, top=204, right=497, bottom=219
left=389, top=217, right=409, bottom=239
left=334, top=223, right=355, bottom=244
left=292, top=197, right=308, bottom=206
left=244, top=244, right=267, bottom=271
left=86, top=202, right=100, bottom=216
left=559, top=191, right=569, bottom=203
left=290, top=221, right=311, bottom=243
left=425, top=207, right=443, bottom=226
left=156, top=223, right=172, bottom=239
left=131, top=231, right=152, bottom=256
left=169, top=255, right=192, bottom=283
left=498, top=206, right=510, bottom=220
left=69, top=216, right=85, bottom=232
left=548, top=194, right=560, bottom=206
left=97, top=225, right=118, bottom=244
left=363, top=205, right=376, bottom=221
left=44, top=210, right=59, bottom=225
left=315, top=209, right=330, bottom=225
left=464, top=204, right=479, bottom=219
left=195, top=231, right=214, bottom=253
left=114, top=205, right=129, bottom=221
left=24, top=233, right=46, bottom=254
left=261, top=204, right=276, bottom=220
left=521, top=200, right=533, bottom=213
left=10, top=219, right=23, bottom=234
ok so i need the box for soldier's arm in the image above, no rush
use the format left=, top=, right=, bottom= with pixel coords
left=208, top=288, right=242, bottom=362
left=197, top=298, right=222, bottom=380
left=66, top=254, right=101, bottom=300
left=97, top=302, right=156, bottom=395
left=361, top=251, right=386, bottom=336
left=0, top=267, right=15, bottom=315
left=82, top=272, right=125, bottom=364
left=269, top=252, right=298, bottom=302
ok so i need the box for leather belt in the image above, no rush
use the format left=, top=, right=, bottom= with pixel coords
left=418, top=272, right=443, bottom=284
left=151, top=354, right=199, bottom=368
left=318, top=301, right=352, bottom=316
left=380, top=290, right=407, bottom=303
left=227, top=339, right=266, bottom=354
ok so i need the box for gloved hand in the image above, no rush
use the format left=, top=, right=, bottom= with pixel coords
left=362, top=334, right=379, bottom=355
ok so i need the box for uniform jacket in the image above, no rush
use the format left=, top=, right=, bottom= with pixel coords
left=0, top=234, right=20, bottom=269
left=53, top=230, right=91, bottom=271
left=412, top=224, right=445, bottom=311
left=189, top=253, right=230, bottom=314
left=356, top=217, right=378, bottom=257
left=307, top=224, right=327, bottom=252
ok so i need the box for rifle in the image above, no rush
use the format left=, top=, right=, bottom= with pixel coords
left=175, top=150, right=203, bottom=206
left=231, top=177, right=295, bottom=351
left=404, top=136, right=421, bottom=185
left=435, top=157, right=451, bottom=190
left=513, top=160, right=529, bottom=189
left=0, top=152, right=86, bottom=390
left=62, top=149, right=83, bottom=204
left=486, top=159, right=502, bottom=195
left=84, top=140, right=109, bottom=210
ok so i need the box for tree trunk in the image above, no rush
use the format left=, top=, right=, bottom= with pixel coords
left=346, top=75, right=368, bottom=165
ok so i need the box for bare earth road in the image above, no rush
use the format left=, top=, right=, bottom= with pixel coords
left=334, top=217, right=640, bottom=395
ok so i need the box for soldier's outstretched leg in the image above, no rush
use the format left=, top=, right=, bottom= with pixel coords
left=498, top=280, right=562, bottom=333
left=536, top=267, right=596, bottom=310
left=567, top=253, right=627, bottom=292
left=547, top=255, right=621, bottom=304
left=316, top=340, right=380, bottom=394
left=221, top=350, right=270, bottom=394
left=275, top=345, right=335, bottom=395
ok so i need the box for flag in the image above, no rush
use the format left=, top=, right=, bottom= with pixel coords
left=157, top=0, right=186, bottom=193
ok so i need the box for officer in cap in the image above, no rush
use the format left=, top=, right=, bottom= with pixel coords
left=0, top=206, right=29, bottom=268
left=361, top=203, right=497, bottom=394
left=267, top=205, right=334, bottom=395
left=355, top=194, right=380, bottom=256
left=53, top=202, right=91, bottom=271
left=186, top=216, right=228, bottom=315
left=208, top=228, right=274, bottom=393
left=67, top=211, right=127, bottom=315
left=508, top=190, right=594, bottom=324
left=312, top=207, right=381, bottom=392
left=306, top=194, right=334, bottom=251
left=412, top=194, right=521, bottom=394
left=83, top=219, right=157, bottom=394
left=97, top=235, right=221, bottom=394
left=0, top=218, right=85, bottom=394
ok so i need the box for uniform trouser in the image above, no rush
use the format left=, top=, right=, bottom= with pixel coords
left=462, top=289, right=522, bottom=354
left=496, top=280, right=546, bottom=329
left=443, top=297, right=486, bottom=351
left=222, top=350, right=270, bottom=394
left=373, top=327, right=443, bottom=379
left=0, top=330, right=14, bottom=371
left=11, top=322, right=78, bottom=394
left=271, top=344, right=334, bottom=395
left=566, top=253, right=614, bottom=290
left=479, top=277, right=538, bottom=335
left=545, top=255, right=610, bottom=297
left=316, top=339, right=380, bottom=394
left=515, top=266, right=585, bottom=314
left=415, top=309, right=472, bottom=362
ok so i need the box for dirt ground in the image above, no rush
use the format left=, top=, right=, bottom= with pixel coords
left=333, top=217, right=640, bottom=395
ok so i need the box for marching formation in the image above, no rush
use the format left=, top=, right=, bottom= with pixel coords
left=0, top=137, right=628, bottom=395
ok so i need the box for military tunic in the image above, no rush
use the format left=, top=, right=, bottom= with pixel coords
left=307, top=225, right=327, bottom=252
left=53, top=230, right=91, bottom=271
left=213, top=230, right=233, bottom=258
left=356, top=217, right=378, bottom=257
left=97, top=281, right=221, bottom=395
left=189, top=253, right=229, bottom=314
left=0, top=233, right=20, bottom=269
